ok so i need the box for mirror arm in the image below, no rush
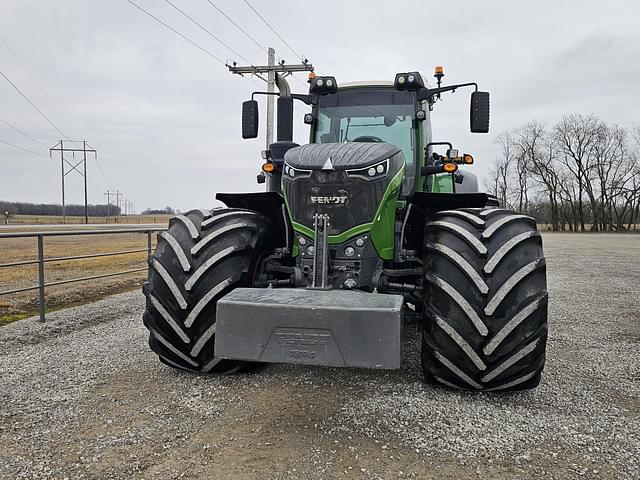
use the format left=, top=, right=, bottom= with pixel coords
left=251, top=91, right=279, bottom=100
left=291, top=94, right=312, bottom=105
left=425, top=142, right=454, bottom=166
left=419, top=82, right=478, bottom=101
left=250, top=91, right=311, bottom=105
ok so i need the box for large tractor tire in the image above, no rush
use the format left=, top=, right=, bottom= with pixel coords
left=421, top=208, right=548, bottom=391
left=143, top=208, right=271, bottom=373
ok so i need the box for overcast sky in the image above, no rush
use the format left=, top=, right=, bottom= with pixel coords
left=1, top=0, right=639, bottom=212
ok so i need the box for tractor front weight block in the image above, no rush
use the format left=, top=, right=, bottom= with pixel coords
left=215, top=288, right=404, bottom=369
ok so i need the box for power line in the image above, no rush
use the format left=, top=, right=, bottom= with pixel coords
left=94, top=156, right=112, bottom=190
left=205, top=0, right=268, bottom=54
left=81, top=143, right=112, bottom=190
left=0, top=33, right=58, bottom=108
left=163, top=0, right=253, bottom=64
left=0, top=97, right=31, bottom=123
left=243, top=0, right=303, bottom=61
left=0, top=70, right=70, bottom=139
left=0, top=137, right=49, bottom=158
left=125, top=0, right=226, bottom=66
left=0, top=117, right=49, bottom=148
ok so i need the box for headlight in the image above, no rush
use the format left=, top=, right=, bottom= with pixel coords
left=283, top=162, right=312, bottom=179
left=309, top=76, right=338, bottom=94
left=346, top=159, right=389, bottom=181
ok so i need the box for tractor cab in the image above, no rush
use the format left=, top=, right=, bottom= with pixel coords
left=308, top=83, right=423, bottom=194
left=242, top=69, right=490, bottom=198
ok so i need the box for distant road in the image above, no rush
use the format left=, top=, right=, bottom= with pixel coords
left=0, top=223, right=166, bottom=231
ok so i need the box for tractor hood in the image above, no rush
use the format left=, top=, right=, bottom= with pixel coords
left=282, top=142, right=406, bottom=240
left=284, top=142, right=401, bottom=170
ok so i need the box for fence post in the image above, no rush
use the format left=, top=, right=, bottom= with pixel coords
left=37, top=235, right=46, bottom=322
left=147, top=231, right=152, bottom=258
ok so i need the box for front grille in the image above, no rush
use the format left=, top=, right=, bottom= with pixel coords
left=283, top=170, right=388, bottom=235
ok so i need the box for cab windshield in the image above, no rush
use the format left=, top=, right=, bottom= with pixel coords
left=312, top=88, right=418, bottom=191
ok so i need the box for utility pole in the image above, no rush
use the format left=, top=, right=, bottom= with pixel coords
left=60, top=140, right=65, bottom=223
left=228, top=49, right=313, bottom=149
left=116, top=191, right=123, bottom=219
left=50, top=140, right=97, bottom=224
left=83, top=141, right=88, bottom=223
left=104, top=190, right=112, bottom=222
left=266, top=47, right=275, bottom=148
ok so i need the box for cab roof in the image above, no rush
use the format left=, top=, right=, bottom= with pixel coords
left=339, top=81, right=394, bottom=89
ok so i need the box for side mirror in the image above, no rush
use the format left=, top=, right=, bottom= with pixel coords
left=242, top=100, right=259, bottom=139
left=470, top=91, right=490, bottom=133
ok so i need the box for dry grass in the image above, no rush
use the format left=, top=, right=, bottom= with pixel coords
left=7, top=214, right=171, bottom=225
left=0, top=230, right=159, bottom=324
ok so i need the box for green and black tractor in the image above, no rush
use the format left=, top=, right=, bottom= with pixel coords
left=143, top=67, right=548, bottom=391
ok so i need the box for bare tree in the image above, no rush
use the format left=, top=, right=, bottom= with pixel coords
left=485, top=119, right=640, bottom=231
left=553, top=114, right=602, bottom=231
left=522, top=123, right=563, bottom=231
left=514, top=142, right=531, bottom=214
left=591, top=124, right=629, bottom=230
left=486, top=131, right=517, bottom=207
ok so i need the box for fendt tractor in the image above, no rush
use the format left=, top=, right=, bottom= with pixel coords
left=142, top=67, right=548, bottom=391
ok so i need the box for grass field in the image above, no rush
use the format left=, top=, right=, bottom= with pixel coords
left=0, top=229, right=159, bottom=324
left=5, top=214, right=171, bottom=225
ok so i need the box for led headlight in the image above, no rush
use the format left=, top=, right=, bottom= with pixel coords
left=283, top=162, right=312, bottom=179
left=309, top=76, right=338, bottom=95
left=346, top=159, right=389, bottom=181
left=394, top=71, right=425, bottom=91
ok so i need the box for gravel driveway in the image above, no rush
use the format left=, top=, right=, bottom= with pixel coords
left=0, top=233, right=638, bottom=479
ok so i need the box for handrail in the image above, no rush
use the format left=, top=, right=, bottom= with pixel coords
left=0, top=248, right=150, bottom=268
left=0, top=226, right=166, bottom=321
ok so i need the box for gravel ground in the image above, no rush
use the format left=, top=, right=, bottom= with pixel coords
left=0, top=233, right=638, bottom=479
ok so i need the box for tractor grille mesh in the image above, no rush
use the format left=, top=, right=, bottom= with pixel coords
left=283, top=170, right=388, bottom=235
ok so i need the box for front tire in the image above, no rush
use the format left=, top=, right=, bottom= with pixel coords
left=421, top=208, right=548, bottom=391
left=143, top=208, right=271, bottom=373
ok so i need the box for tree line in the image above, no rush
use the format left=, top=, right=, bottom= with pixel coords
left=0, top=201, right=121, bottom=217
left=485, top=114, right=640, bottom=231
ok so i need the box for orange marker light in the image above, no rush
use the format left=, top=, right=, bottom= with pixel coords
left=308, top=72, right=316, bottom=80
left=434, top=65, right=444, bottom=75
left=443, top=163, right=458, bottom=173
left=463, top=154, right=474, bottom=164
left=262, top=162, right=275, bottom=173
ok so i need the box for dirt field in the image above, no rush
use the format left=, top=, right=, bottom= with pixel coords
left=0, top=229, right=160, bottom=323
left=0, top=233, right=638, bottom=479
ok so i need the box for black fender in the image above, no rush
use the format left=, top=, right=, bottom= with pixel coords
left=401, top=192, right=500, bottom=253
left=216, top=192, right=292, bottom=250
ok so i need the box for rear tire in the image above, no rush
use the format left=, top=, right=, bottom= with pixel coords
left=143, top=208, right=271, bottom=373
left=421, top=208, right=548, bottom=391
